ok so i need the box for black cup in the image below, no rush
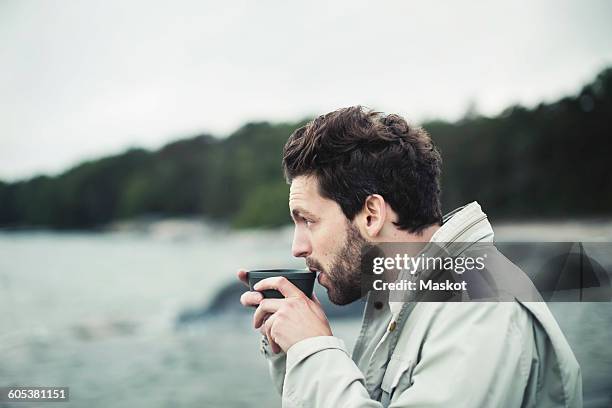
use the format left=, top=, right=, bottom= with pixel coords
left=247, top=269, right=316, bottom=298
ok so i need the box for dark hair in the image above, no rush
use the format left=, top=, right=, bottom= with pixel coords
left=282, top=106, right=442, bottom=233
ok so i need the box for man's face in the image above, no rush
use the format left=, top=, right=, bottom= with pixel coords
left=289, top=175, right=366, bottom=305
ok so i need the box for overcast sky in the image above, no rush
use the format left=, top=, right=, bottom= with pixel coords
left=1, top=0, right=611, bottom=181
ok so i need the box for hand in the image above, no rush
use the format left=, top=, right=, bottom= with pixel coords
left=252, top=276, right=332, bottom=353
left=237, top=269, right=281, bottom=353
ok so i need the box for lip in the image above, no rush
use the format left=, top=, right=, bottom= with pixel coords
left=317, top=271, right=325, bottom=284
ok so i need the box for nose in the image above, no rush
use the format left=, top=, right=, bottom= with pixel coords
left=291, top=226, right=312, bottom=258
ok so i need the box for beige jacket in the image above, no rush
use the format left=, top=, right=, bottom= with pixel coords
left=260, top=202, right=582, bottom=407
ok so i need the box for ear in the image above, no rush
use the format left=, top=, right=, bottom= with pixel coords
left=360, top=194, right=387, bottom=238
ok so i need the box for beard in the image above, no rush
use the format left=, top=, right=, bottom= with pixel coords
left=307, top=221, right=368, bottom=305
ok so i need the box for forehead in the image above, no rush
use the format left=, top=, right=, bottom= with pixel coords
left=289, top=175, right=340, bottom=216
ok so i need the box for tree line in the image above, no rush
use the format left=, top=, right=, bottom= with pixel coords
left=1, top=68, right=610, bottom=229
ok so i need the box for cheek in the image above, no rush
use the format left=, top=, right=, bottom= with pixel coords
left=313, top=224, right=346, bottom=261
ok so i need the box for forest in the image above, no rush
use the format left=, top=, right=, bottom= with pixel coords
left=1, top=67, right=610, bottom=229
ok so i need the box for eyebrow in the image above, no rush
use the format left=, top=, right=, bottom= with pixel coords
left=291, top=208, right=318, bottom=220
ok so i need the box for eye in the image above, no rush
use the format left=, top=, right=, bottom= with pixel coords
left=305, top=219, right=315, bottom=228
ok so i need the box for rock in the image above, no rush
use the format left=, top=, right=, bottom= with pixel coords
left=176, top=280, right=364, bottom=326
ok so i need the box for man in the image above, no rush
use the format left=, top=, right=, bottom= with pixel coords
left=238, top=106, right=582, bottom=407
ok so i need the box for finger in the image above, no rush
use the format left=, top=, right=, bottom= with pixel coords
left=253, top=298, right=284, bottom=328
left=259, top=316, right=270, bottom=337
left=259, top=316, right=269, bottom=336
left=253, top=276, right=303, bottom=298
left=237, top=269, right=249, bottom=287
left=264, top=314, right=281, bottom=354
left=264, top=314, right=274, bottom=343
left=240, top=291, right=263, bottom=307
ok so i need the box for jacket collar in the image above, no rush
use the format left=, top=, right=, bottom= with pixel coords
left=431, top=201, right=494, bottom=246
left=387, top=201, right=494, bottom=322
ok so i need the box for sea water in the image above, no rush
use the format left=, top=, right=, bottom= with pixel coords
left=0, top=220, right=611, bottom=407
